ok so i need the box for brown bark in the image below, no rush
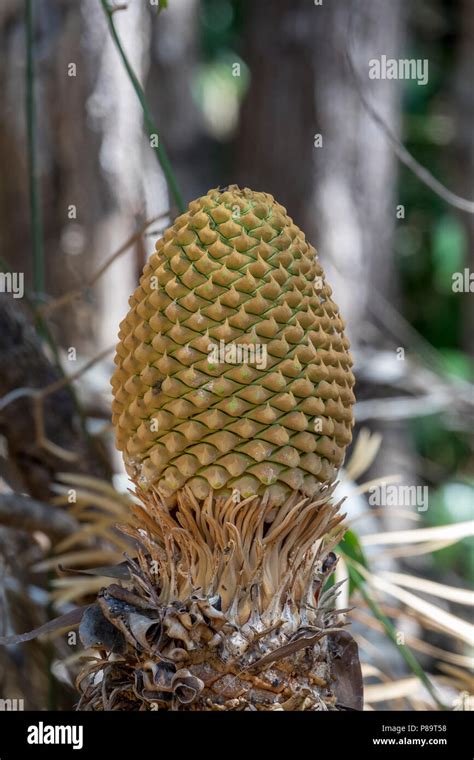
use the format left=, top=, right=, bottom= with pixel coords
left=234, top=0, right=316, bottom=223
left=0, top=295, right=111, bottom=500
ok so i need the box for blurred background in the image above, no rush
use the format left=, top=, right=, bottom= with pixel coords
left=0, top=0, right=472, bottom=710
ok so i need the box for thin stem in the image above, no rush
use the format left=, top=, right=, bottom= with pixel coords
left=25, top=0, right=45, bottom=299
left=100, top=0, right=185, bottom=214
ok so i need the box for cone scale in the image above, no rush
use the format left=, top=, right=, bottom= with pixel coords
left=78, top=187, right=361, bottom=711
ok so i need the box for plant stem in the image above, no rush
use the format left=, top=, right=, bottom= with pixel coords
left=100, top=0, right=185, bottom=214
left=25, top=0, right=45, bottom=301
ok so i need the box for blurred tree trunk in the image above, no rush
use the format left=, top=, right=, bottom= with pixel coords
left=0, top=0, right=167, bottom=356
left=0, top=0, right=107, bottom=353
left=453, top=0, right=474, bottom=359
left=147, top=0, right=214, bottom=205
left=234, top=0, right=316, bottom=228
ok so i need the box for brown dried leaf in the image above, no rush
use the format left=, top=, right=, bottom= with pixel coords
left=329, top=630, right=364, bottom=710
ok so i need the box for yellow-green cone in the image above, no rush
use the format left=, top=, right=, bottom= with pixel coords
left=111, top=186, right=355, bottom=506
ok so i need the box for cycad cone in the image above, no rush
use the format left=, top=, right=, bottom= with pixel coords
left=112, top=186, right=354, bottom=504
left=79, top=187, right=360, bottom=711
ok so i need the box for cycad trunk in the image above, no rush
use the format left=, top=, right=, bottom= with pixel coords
left=77, top=486, right=362, bottom=711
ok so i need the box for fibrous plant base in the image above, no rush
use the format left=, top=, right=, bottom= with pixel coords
left=76, top=484, right=360, bottom=711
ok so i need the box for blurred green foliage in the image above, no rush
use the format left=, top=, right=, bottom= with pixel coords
left=427, top=481, right=474, bottom=581
left=396, top=1, right=473, bottom=583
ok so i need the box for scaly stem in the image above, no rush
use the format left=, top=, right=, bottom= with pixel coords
left=100, top=0, right=185, bottom=213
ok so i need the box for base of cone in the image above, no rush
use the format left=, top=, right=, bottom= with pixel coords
left=76, top=583, right=362, bottom=711
left=76, top=485, right=363, bottom=711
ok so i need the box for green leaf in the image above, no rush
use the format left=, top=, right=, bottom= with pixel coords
left=437, top=348, right=474, bottom=382
left=158, top=0, right=168, bottom=12
left=432, top=214, right=466, bottom=294
left=337, top=529, right=368, bottom=593
left=339, top=529, right=368, bottom=567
